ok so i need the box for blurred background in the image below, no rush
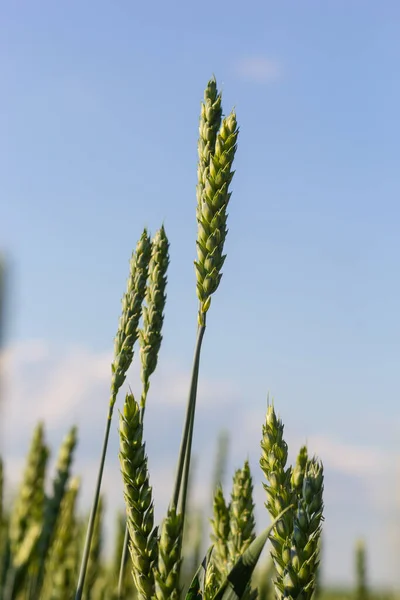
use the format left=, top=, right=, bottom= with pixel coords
left=1, top=0, right=400, bottom=593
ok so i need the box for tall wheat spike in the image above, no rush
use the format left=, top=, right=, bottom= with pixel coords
left=169, top=79, right=239, bottom=598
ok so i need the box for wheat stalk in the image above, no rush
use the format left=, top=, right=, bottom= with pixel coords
left=76, top=231, right=151, bottom=600
left=170, top=82, right=239, bottom=584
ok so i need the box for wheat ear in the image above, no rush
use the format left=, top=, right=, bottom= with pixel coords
left=139, top=225, right=169, bottom=409
left=154, top=506, right=183, bottom=600
left=9, top=422, right=49, bottom=559
left=119, top=393, right=158, bottom=600
left=282, top=457, right=324, bottom=600
left=33, top=426, right=78, bottom=597
left=210, top=486, right=230, bottom=585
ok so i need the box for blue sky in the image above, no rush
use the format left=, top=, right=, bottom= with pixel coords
left=2, top=0, right=400, bottom=589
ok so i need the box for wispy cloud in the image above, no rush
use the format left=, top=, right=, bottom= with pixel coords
left=3, top=339, right=400, bottom=585
left=234, top=57, right=283, bottom=84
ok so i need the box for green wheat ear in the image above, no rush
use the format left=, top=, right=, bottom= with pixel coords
left=195, top=77, right=238, bottom=325
left=282, top=457, right=324, bottom=600
left=139, top=224, right=170, bottom=409
left=9, top=422, right=49, bottom=559
left=110, top=228, right=152, bottom=408
left=154, top=506, right=183, bottom=600
left=210, top=485, right=230, bottom=585
left=119, top=393, right=158, bottom=600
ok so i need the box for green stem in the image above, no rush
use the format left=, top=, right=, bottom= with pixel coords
left=172, top=322, right=206, bottom=509
left=117, top=524, right=129, bottom=599
left=178, top=358, right=199, bottom=521
left=75, top=406, right=113, bottom=600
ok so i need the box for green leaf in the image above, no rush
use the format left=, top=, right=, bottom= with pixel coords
left=213, top=505, right=293, bottom=600
left=185, top=546, right=214, bottom=600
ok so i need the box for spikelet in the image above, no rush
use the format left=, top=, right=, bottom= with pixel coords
left=204, top=559, right=219, bottom=600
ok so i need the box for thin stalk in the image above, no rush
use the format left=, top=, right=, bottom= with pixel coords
left=117, top=524, right=129, bottom=599
left=172, top=321, right=206, bottom=509
left=75, top=408, right=112, bottom=600
left=178, top=357, right=199, bottom=522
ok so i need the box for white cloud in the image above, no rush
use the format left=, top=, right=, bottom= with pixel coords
left=3, top=339, right=400, bottom=586
left=234, top=57, right=283, bottom=84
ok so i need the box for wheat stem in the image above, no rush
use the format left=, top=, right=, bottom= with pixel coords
left=75, top=231, right=151, bottom=599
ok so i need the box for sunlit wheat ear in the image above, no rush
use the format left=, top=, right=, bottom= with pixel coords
left=34, top=426, right=78, bottom=597
left=210, top=486, right=230, bottom=585
left=226, top=461, right=257, bottom=600
left=282, top=457, right=324, bottom=600
left=110, top=229, right=152, bottom=408
left=195, top=108, right=239, bottom=324
left=154, top=506, right=183, bottom=600
left=259, top=405, right=294, bottom=595
left=119, top=393, right=158, bottom=600
left=9, top=422, right=49, bottom=559
left=139, top=225, right=170, bottom=409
